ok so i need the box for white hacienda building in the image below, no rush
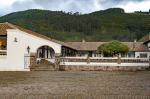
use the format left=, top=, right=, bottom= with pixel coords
left=0, top=22, right=150, bottom=71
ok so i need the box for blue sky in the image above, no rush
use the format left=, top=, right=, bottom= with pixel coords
left=0, top=0, right=150, bottom=15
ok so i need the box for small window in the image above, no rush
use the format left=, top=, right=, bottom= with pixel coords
left=128, top=52, right=135, bottom=58
left=140, top=53, right=147, bottom=58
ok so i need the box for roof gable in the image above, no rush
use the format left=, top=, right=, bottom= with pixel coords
left=139, top=33, right=150, bottom=43
left=0, top=22, right=76, bottom=50
left=0, top=23, right=14, bottom=35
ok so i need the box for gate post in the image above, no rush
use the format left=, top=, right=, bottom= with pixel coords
left=55, top=53, right=61, bottom=70
left=30, top=53, right=36, bottom=66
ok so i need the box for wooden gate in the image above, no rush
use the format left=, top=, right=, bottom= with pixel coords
left=24, top=54, right=30, bottom=69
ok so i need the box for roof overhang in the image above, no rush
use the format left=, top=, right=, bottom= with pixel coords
left=143, top=40, right=150, bottom=44
left=0, top=22, right=77, bottom=50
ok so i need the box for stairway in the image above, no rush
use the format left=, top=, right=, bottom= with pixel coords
left=30, top=59, right=56, bottom=71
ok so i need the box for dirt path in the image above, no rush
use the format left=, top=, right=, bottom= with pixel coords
left=0, top=71, right=150, bottom=99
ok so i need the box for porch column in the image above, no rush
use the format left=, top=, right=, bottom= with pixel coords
left=117, top=55, right=121, bottom=64
left=55, top=53, right=61, bottom=70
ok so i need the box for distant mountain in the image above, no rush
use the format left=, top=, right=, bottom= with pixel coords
left=0, top=8, right=150, bottom=42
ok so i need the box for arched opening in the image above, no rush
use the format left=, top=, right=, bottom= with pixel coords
left=36, top=45, right=55, bottom=63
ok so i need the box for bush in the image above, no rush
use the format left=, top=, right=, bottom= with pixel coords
left=97, top=40, right=129, bottom=56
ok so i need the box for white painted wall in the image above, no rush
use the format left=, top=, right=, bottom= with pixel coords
left=147, top=42, right=150, bottom=50
left=60, top=57, right=149, bottom=66
left=60, top=62, right=149, bottom=67
left=135, top=52, right=150, bottom=58
left=0, top=29, right=62, bottom=71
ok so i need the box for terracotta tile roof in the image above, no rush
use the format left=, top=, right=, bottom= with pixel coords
left=123, top=42, right=148, bottom=51
left=67, top=42, right=106, bottom=51
left=0, top=23, right=14, bottom=35
left=139, top=33, right=150, bottom=42
left=0, top=22, right=76, bottom=50
left=67, top=42, right=149, bottom=52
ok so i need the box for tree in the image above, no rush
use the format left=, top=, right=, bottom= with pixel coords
left=97, top=40, right=129, bottom=56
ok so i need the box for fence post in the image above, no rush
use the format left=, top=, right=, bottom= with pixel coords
left=87, top=56, right=90, bottom=64
left=117, top=55, right=121, bottom=64
left=30, top=53, right=36, bottom=67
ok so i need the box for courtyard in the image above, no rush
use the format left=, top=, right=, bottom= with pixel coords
left=0, top=71, right=150, bottom=99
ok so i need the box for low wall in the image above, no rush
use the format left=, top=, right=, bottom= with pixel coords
left=60, top=65, right=150, bottom=71
left=60, top=57, right=150, bottom=71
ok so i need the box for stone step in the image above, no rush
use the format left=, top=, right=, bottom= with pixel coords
left=31, top=67, right=55, bottom=70
left=31, top=68, right=56, bottom=71
left=31, top=65, right=55, bottom=68
left=30, top=59, right=56, bottom=71
left=30, top=66, right=55, bottom=70
left=31, top=64, right=54, bottom=67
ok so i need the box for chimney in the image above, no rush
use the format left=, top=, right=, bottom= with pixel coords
left=134, top=39, right=137, bottom=43
left=133, top=39, right=136, bottom=49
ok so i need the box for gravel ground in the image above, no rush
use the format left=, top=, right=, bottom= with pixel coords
left=0, top=71, right=150, bottom=99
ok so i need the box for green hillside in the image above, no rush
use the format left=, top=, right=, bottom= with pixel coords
left=0, top=8, right=150, bottom=42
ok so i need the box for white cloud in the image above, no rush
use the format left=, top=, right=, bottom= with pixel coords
left=0, top=0, right=15, bottom=14
left=0, top=0, right=16, bottom=7
left=11, top=0, right=42, bottom=11
left=117, top=0, right=150, bottom=12
left=0, top=0, right=149, bottom=15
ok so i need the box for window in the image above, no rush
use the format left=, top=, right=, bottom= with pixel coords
left=0, top=35, right=7, bottom=50
left=140, top=53, right=147, bottom=58
left=128, top=52, right=135, bottom=58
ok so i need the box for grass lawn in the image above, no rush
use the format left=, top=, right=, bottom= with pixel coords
left=0, top=71, right=150, bottom=99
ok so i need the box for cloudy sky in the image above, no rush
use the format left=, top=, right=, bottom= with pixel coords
left=0, top=0, right=150, bottom=15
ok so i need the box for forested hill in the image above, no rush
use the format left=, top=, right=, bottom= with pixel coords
left=0, top=8, right=150, bottom=42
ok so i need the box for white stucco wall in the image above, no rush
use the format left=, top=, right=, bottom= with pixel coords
left=60, top=62, right=149, bottom=67
left=147, top=42, right=150, bottom=50
left=135, top=52, right=150, bottom=58
left=60, top=57, right=149, bottom=66
left=0, top=29, right=62, bottom=71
